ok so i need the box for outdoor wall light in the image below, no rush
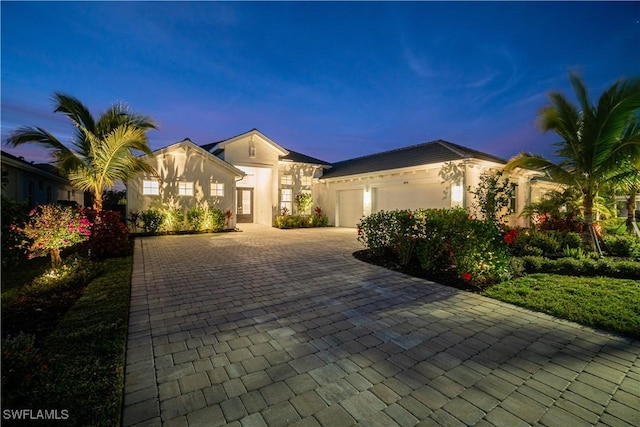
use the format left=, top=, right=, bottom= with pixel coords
left=452, top=183, right=463, bottom=203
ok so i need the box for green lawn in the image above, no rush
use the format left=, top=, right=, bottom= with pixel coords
left=483, top=274, right=640, bottom=338
left=1, top=256, right=132, bottom=426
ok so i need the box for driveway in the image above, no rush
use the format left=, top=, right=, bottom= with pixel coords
left=122, top=225, right=640, bottom=426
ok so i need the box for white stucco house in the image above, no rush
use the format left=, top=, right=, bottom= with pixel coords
left=126, top=129, right=556, bottom=229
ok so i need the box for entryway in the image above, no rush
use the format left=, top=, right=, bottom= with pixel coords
left=236, top=187, right=254, bottom=223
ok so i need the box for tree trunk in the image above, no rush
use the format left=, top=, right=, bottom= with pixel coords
left=50, top=248, right=62, bottom=268
left=582, top=192, right=595, bottom=249
left=93, top=195, right=103, bottom=212
left=626, top=188, right=637, bottom=234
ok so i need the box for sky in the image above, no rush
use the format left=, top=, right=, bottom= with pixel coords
left=2, top=1, right=639, bottom=165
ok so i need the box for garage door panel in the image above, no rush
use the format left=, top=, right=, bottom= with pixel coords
left=338, top=189, right=363, bottom=228
left=374, top=185, right=446, bottom=212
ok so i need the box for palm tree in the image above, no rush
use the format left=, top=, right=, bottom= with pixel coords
left=5, top=93, right=157, bottom=210
left=505, top=72, right=640, bottom=248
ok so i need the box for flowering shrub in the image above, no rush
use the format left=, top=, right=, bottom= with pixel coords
left=16, top=204, right=91, bottom=268
left=358, top=208, right=517, bottom=287
left=81, top=209, right=131, bottom=259
left=140, top=208, right=165, bottom=233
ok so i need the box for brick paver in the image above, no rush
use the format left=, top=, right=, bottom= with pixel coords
left=122, top=225, right=640, bottom=426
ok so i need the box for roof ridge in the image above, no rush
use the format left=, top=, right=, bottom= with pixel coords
left=333, top=139, right=445, bottom=164
left=436, top=140, right=468, bottom=158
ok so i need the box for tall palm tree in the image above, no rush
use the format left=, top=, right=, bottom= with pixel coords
left=505, top=72, right=640, bottom=248
left=5, top=93, right=157, bottom=210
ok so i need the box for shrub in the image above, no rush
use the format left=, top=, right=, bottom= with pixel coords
left=604, top=234, right=640, bottom=260
left=511, top=230, right=561, bottom=256
left=166, top=208, right=184, bottom=232
left=207, top=207, right=226, bottom=232
left=562, top=246, right=588, bottom=260
left=311, top=206, right=329, bottom=227
left=187, top=205, right=207, bottom=231
left=295, top=192, right=313, bottom=214
left=1, top=196, right=30, bottom=266
left=1, top=333, right=44, bottom=401
left=81, top=209, right=131, bottom=259
left=16, top=204, right=91, bottom=268
left=20, top=256, right=102, bottom=297
left=139, top=208, right=165, bottom=233
left=562, top=232, right=583, bottom=249
left=518, top=255, right=640, bottom=279
left=358, top=208, right=515, bottom=286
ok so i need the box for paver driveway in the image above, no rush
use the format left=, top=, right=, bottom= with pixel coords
left=122, top=225, right=640, bottom=427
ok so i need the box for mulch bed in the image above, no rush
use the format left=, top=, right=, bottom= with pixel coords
left=352, top=249, right=477, bottom=292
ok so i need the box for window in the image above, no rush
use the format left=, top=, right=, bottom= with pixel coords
left=281, top=188, right=293, bottom=213
left=178, top=181, right=194, bottom=196
left=510, top=185, right=518, bottom=212
left=210, top=182, right=224, bottom=197
left=280, top=174, right=293, bottom=186
left=301, top=175, right=312, bottom=187
left=249, top=142, right=256, bottom=158
left=143, top=179, right=160, bottom=195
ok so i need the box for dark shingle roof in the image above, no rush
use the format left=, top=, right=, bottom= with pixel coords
left=280, top=149, right=331, bottom=167
left=321, top=140, right=507, bottom=179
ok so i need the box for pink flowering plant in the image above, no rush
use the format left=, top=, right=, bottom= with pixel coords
left=17, top=204, right=91, bottom=268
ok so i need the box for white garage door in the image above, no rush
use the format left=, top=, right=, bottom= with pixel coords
left=338, top=189, right=363, bottom=227
left=374, top=184, right=447, bottom=212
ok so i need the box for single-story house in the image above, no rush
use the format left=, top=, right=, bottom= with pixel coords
left=1, top=150, right=85, bottom=207
left=126, top=129, right=557, bottom=229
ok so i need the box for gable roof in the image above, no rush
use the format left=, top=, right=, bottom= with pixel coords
left=144, top=138, right=245, bottom=177
left=280, top=149, right=332, bottom=167
left=201, top=129, right=288, bottom=156
left=321, top=140, right=508, bottom=179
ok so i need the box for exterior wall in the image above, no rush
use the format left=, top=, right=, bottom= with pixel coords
left=1, top=154, right=83, bottom=207
left=277, top=163, right=320, bottom=215
left=317, top=161, right=542, bottom=228
left=218, top=133, right=285, bottom=225
left=127, top=142, right=239, bottom=228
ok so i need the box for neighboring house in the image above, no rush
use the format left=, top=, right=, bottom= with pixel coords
left=127, top=129, right=556, bottom=228
left=1, top=150, right=84, bottom=207
left=126, top=139, right=245, bottom=228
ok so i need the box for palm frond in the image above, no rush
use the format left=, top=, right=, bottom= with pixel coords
left=52, top=92, right=96, bottom=133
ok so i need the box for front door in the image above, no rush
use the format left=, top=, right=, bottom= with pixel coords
left=236, top=188, right=254, bottom=223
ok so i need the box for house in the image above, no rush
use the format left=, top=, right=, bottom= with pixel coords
left=126, top=139, right=245, bottom=228
left=126, top=129, right=555, bottom=229
left=1, top=150, right=85, bottom=207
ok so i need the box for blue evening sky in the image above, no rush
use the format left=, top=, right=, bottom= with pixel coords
left=2, top=1, right=639, bottom=164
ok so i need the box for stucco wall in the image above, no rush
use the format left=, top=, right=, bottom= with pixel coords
left=127, top=142, right=239, bottom=228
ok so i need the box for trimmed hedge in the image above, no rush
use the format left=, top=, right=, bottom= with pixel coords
left=520, top=255, right=640, bottom=279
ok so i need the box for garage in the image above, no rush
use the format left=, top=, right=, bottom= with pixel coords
left=338, top=189, right=363, bottom=227
left=374, top=184, right=447, bottom=212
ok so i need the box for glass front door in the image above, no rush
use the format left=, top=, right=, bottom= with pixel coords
left=236, top=188, right=254, bottom=223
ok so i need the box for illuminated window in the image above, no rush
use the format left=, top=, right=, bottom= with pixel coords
left=178, top=181, right=194, bottom=196
left=281, top=188, right=293, bottom=212
left=210, top=182, right=224, bottom=197
left=142, top=180, right=160, bottom=195
left=280, top=174, right=293, bottom=186
left=301, top=175, right=312, bottom=187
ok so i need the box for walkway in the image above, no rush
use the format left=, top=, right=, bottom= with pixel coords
left=122, top=225, right=640, bottom=426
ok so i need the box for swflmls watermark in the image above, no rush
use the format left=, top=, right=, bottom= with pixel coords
left=2, top=409, right=69, bottom=421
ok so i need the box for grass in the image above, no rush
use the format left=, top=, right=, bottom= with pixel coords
left=483, top=274, right=640, bottom=338
left=1, top=256, right=132, bottom=426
